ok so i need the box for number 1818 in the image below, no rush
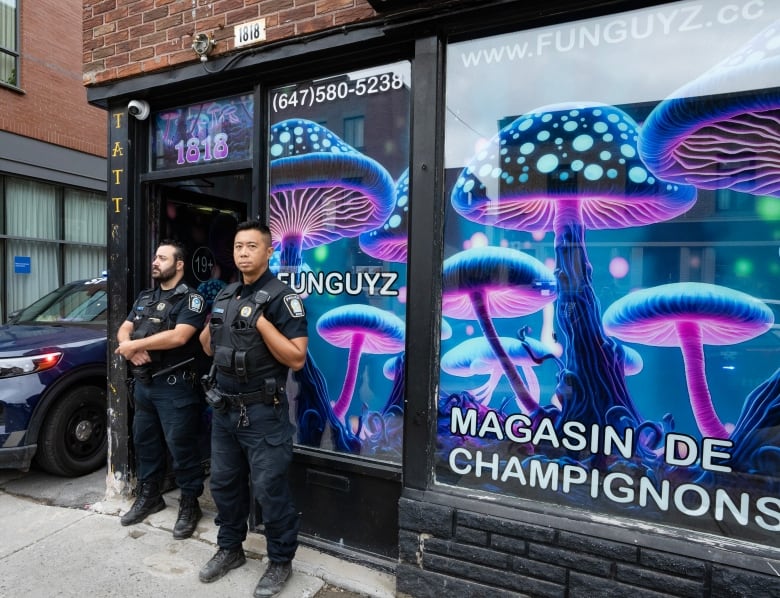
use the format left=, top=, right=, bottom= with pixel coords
left=174, top=133, right=229, bottom=165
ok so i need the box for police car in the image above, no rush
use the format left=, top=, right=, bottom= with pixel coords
left=0, top=276, right=108, bottom=476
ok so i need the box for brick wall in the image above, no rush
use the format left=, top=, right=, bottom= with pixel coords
left=82, top=0, right=378, bottom=86
left=397, top=497, right=780, bottom=598
left=1, top=0, right=106, bottom=157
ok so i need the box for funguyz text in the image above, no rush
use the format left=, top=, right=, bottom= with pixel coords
left=277, top=269, right=399, bottom=296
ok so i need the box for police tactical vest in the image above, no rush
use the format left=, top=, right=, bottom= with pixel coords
left=210, top=277, right=288, bottom=384
left=131, top=283, right=195, bottom=368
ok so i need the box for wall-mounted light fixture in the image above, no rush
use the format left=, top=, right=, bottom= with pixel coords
left=192, top=33, right=216, bottom=62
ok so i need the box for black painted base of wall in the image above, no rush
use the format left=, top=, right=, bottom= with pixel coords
left=397, top=491, right=780, bottom=598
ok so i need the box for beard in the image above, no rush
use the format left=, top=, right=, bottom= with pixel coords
left=152, top=263, right=178, bottom=284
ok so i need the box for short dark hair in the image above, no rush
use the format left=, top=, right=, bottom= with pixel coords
left=236, top=220, right=272, bottom=245
left=158, top=238, right=186, bottom=262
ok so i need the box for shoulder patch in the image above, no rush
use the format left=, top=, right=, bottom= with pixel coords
left=283, top=294, right=306, bottom=318
left=188, top=293, right=205, bottom=313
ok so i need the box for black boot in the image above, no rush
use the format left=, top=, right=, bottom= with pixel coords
left=199, top=547, right=246, bottom=583
left=120, top=481, right=165, bottom=526
left=173, top=495, right=202, bottom=539
left=254, top=561, right=292, bottom=597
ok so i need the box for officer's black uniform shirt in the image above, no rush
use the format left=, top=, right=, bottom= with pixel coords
left=214, top=269, right=307, bottom=395
left=126, top=284, right=207, bottom=368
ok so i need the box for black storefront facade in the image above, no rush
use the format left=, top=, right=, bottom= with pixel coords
left=89, top=0, right=780, bottom=595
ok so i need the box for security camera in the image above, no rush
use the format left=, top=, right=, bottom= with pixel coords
left=128, top=99, right=150, bottom=121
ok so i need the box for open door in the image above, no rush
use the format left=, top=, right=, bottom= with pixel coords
left=142, top=174, right=249, bottom=480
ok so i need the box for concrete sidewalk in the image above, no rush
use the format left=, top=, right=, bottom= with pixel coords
left=0, top=471, right=395, bottom=598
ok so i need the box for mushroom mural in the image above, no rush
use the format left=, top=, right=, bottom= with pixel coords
left=359, top=168, right=410, bottom=262
left=620, top=345, right=644, bottom=377
left=639, top=20, right=780, bottom=195
left=727, top=368, right=780, bottom=480
left=603, top=283, right=774, bottom=438
left=441, top=246, right=556, bottom=413
left=441, top=336, right=549, bottom=406
left=450, top=102, right=697, bottom=427
left=294, top=352, right=360, bottom=453
left=316, top=304, right=406, bottom=423
left=269, top=118, right=395, bottom=270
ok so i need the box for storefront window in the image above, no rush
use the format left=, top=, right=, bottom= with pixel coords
left=438, top=0, right=780, bottom=547
left=64, top=188, right=106, bottom=281
left=267, top=62, right=411, bottom=464
left=1, top=177, right=106, bottom=319
left=151, top=94, right=254, bottom=171
left=0, top=0, right=18, bottom=87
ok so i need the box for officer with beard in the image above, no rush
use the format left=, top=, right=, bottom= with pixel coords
left=116, top=239, right=207, bottom=539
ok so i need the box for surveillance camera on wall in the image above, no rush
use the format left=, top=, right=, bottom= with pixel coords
left=127, top=99, right=150, bottom=120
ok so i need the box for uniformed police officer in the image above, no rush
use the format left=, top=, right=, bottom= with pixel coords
left=116, top=239, right=207, bottom=540
left=198, top=221, right=307, bottom=598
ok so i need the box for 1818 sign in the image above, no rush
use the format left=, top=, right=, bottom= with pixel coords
left=174, top=133, right=229, bottom=165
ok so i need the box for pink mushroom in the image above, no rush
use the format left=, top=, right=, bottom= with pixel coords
left=442, top=336, right=548, bottom=407
left=603, top=283, right=774, bottom=438
left=269, top=119, right=395, bottom=270
left=359, top=168, right=409, bottom=262
left=316, top=304, right=405, bottom=423
left=441, top=245, right=556, bottom=413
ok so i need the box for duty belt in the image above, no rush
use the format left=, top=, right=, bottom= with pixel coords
left=217, top=383, right=285, bottom=407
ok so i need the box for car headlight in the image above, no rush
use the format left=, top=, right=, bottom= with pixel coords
left=0, top=352, right=63, bottom=378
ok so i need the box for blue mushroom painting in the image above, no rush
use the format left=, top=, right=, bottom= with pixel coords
left=439, top=98, right=780, bottom=543
left=639, top=20, right=780, bottom=196
left=450, top=102, right=697, bottom=430
left=268, top=118, right=396, bottom=270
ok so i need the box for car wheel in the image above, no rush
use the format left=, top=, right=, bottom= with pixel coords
left=34, top=385, right=107, bottom=477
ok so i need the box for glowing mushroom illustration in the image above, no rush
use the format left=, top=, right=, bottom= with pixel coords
left=639, top=20, right=780, bottom=195
left=603, top=283, right=774, bottom=438
left=620, top=345, right=644, bottom=377
left=316, top=304, right=405, bottom=423
left=442, top=336, right=548, bottom=406
left=442, top=246, right=556, bottom=413
left=360, top=168, right=410, bottom=262
left=451, top=102, right=696, bottom=426
left=269, top=119, right=395, bottom=270
left=728, top=368, right=780, bottom=476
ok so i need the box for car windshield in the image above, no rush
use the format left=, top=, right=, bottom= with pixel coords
left=12, top=278, right=108, bottom=324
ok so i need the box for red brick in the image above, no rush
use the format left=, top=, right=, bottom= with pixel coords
left=214, top=0, right=246, bottom=13
left=130, top=46, right=155, bottom=60
left=85, top=0, right=380, bottom=84
left=92, top=0, right=118, bottom=16
left=334, top=5, right=375, bottom=24
left=143, top=6, right=169, bottom=22
left=260, top=0, right=295, bottom=13
left=316, top=0, right=354, bottom=14
left=141, top=30, right=168, bottom=45
left=105, top=30, right=130, bottom=44
left=117, top=14, right=144, bottom=30
left=116, top=39, right=140, bottom=53
left=225, top=6, right=262, bottom=25
left=129, top=22, right=156, bottom=37
left=279, top=5, right=315, bottom=25
left=6, top=0, right=106, bottom=158
left=156, top=14, right=183, bottom=31
left=297, top=15, right=335, bottom=34
left=93, top=46, right=117, bottom=59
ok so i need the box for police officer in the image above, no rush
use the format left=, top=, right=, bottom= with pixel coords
left=116, top=239, right=207, bottom=540
left=198, top=221, right=307, bottom=598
